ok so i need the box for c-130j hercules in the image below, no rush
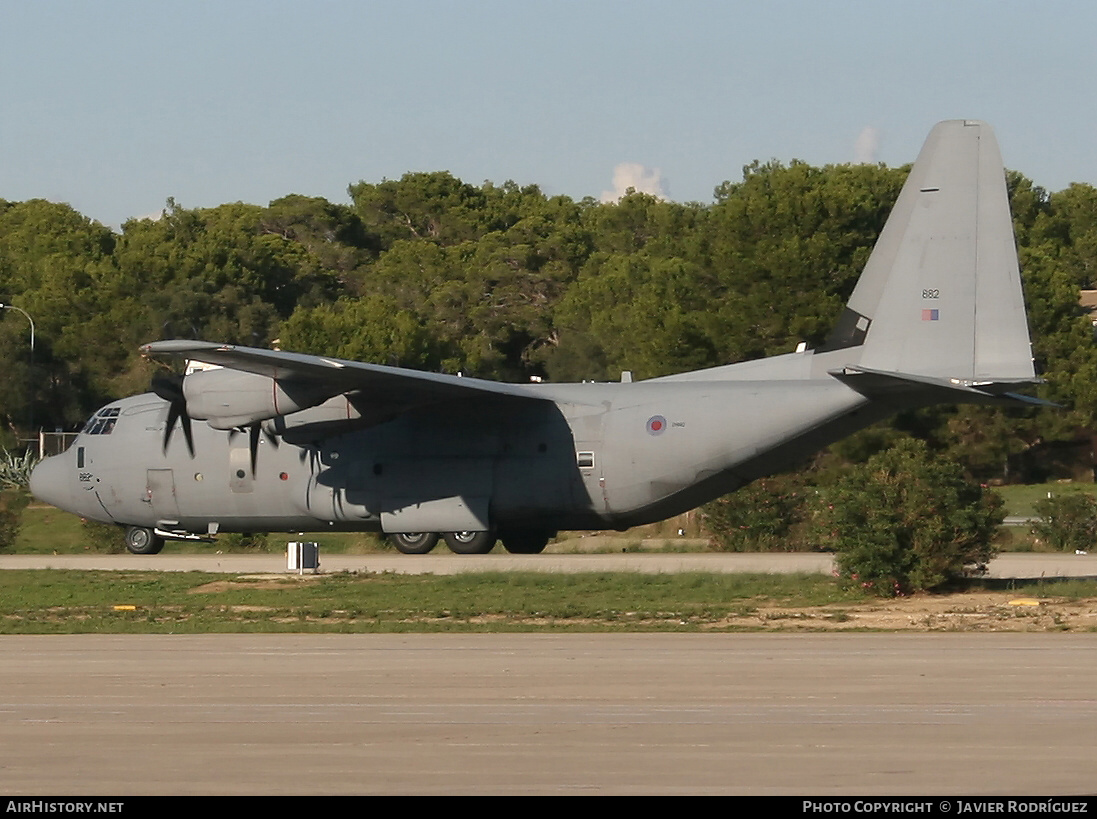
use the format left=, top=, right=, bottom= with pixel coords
left=30, top=120, right=1044, bottom=555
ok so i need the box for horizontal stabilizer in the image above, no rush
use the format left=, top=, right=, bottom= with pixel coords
left=829, top=366, right=1055, bottom=407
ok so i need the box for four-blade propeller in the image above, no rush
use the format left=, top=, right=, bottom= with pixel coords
left=152, top=371, right=282, bottom=472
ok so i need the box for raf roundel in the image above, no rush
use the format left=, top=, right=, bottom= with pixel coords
left=646, top=415, right=667, bottom=436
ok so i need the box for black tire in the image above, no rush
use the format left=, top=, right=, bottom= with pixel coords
left=125, top=526, right=165, bottom=555
left=443, top=530, right=497, bottom=555
left=500, top=531, right=551, bottom=554
left=389, top=532, right=440, bottom=555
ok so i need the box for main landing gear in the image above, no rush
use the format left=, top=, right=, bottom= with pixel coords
left=388, top=529, right=552, bottom=555
left=388, top=532, right=440, bottom=554
left=443, top=530, right=496, bottom=554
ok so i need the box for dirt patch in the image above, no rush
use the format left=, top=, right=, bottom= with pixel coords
left=188, top=575, right=319, bottom=594
left=307, top=593, right=1097, bottom=631
left=741, top=592, right=1097, bottom=632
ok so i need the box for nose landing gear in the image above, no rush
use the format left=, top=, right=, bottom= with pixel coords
left=125, top=526, right=165, bottom=555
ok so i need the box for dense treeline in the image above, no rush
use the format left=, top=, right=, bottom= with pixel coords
left=3, top=161, right=1097, bottom=483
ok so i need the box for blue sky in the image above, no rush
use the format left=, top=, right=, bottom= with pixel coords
left=2, top=0, right=1094, bottom=229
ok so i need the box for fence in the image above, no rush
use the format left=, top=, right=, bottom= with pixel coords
left=19, top=432, right=80, bottom=459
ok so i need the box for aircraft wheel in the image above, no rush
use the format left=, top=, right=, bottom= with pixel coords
left=443, top=530, right=497, bottom=554
left=500, top=531, right=551, bottom=554
left=389, top=532, right=439, bottom=555
left=125, top=526, right=165, bottom=555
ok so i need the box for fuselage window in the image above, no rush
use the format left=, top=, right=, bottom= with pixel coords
left=577, top=451, right=595, bottom=469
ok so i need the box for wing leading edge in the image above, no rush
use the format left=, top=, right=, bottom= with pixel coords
left=141, top=341, right=553, bottom=429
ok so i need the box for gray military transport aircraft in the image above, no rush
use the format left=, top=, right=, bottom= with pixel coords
left=30, top=120, right=1044, bottom=555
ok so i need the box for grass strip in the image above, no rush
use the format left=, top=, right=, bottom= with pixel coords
left=0, top=569, right=866, bottom=634
left=4, top=569, right=1095, bottom=634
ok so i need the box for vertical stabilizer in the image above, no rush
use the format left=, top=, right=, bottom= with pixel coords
left=824, top=120, right=1035, bottom=382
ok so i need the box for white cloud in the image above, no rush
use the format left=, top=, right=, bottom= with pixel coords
left=853, top=126, right=881, bottom=164
left=601, top=162, right=668, bottom=202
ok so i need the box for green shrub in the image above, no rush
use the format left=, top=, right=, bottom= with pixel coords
left=217, top=532, right=274, bottom=552
left=0, top=448, right=37, bottom=490
left=0, top=488, right=30, bottom=552
left=1032, top=492, right=1097, bottom=552
left=813, top=439, right=1002, bottom=596
left=80, top=519, right=127, bottom=553
left=701, top=473, right=815, bottom=551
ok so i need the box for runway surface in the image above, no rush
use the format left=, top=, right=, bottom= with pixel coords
left=2, top=634, right=1095, bottom=795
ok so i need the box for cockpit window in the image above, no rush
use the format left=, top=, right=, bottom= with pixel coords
left=82, top=406, right=120, bottom=435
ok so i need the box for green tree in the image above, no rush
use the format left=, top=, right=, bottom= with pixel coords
left=0, top=199, right=119, bottom=430
left=547, top=252, right=717, bottom=381
left=278, top=295, right=438, bottom=370
left=348, top=171, right=494, bottom=248
left=705, top=160, right=907, bottom=360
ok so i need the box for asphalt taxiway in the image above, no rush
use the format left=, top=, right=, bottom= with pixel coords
left=2, top=633, right=1095, bottom=795
left=2, top=551, right=1097, bottom=577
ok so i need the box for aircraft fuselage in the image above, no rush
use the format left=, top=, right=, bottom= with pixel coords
left=33, top=375, right=871, bottom=538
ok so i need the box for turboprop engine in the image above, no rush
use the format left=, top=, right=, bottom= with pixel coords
left=182, top=368, right=333, bottom=429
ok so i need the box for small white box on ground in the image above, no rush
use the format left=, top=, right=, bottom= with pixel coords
left=288, top=541, right=319, bottom=571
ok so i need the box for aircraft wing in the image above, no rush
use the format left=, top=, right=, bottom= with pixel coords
left=141, top=340, right=552, bottom=429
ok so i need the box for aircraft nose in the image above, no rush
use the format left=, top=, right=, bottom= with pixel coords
left=29, top=455, right=74, bottom=511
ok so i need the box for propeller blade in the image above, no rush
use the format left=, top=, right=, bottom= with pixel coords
left=180, top=409, right=194, bottom=457
left=249, top=424, right=260, bottom=474
left=154, top=372, right=194, bottom=457
left=163, top=402, right=180, bottom=455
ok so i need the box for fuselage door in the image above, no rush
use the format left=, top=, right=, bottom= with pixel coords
left=568, top=405, right=608, bottom=513
left=146, top=469, right=180, bottom=523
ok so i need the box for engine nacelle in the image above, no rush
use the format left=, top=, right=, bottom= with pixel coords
left=183, top=368, right=333, bottom=429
